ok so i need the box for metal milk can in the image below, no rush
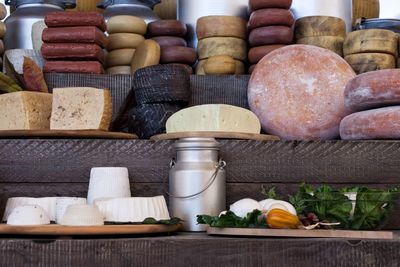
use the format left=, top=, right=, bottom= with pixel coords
left=169, top=138, right=226, bottom=231
left=97, top=0, right=160, bottom=23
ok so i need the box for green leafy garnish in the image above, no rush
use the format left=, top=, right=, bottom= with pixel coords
left=197, top=210, right=266, bottom=228
left=261, top=186, right=280, bottom=199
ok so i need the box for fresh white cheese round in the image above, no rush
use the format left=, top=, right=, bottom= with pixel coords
left=229, top=198, right=262, bottom=218
left=3, top=197, right=57, bottom=221
left=60, top=204, right=104, bottom=226
left=7, top=205, right=51, bottom=226
left=55, top=197, right=87, bottom=224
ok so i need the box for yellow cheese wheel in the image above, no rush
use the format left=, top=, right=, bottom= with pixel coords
left=295, top=16, right=346, bottom=39
left=352, top=0, right=379, bottom=25
left=0, top=21, right=6, bottom=39
left=107, top=15, right=147, bottom=35
left=106, top=66, right=132, bottom=75
left=203, top=55, right=236, bottom=75
left=296, top=36, right=344, bottom=56
left=197, top=37, right=247, bottom=61
left=344, top=53, right=396, bottom=74
left=196, top=16, right=247, bottom=40
left=107, top=33, right=145, bottom=51
left=196, top=59, right=245, bottom=75
left=106, top=48, right=136, bottom=67
left=130, top=39, right=161, bottom=75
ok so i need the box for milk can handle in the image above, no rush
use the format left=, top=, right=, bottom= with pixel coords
left=166, top=159, right=226, bottom=199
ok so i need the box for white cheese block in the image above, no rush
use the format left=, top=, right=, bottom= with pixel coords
left=229, top=199, right=262, bottom=218
left=60, top=204, right=104, bottom=226
left=50, top=87, right=112, bottom=131
left=0, top=92, right=52, bottom=130
left=55, top=197, right=87, bottom=224
left=94, top=196, right=170, bottom=222
left=2, top=197, right=57, bottom=222
left=166, top=104, right=261, bottom=134
left=7, top=205, right=51, bottom=226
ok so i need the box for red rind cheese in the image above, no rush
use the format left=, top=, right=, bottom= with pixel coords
left=44, top=61, right=105, bottom=74
left=41, top=43, right=105, bottom=64
left=160, top=46, right=197, bottom=65
left=248, top=8, right=294, bottom=30
left=248, top=44, right=286, bottom=64
left=249, top=0, right=292, bottom=11
left=248, top=26, right=293, bottom=47
left=344, top=69, right=400, bottom=112
left=42, top=26, right=108, bottom=48
left=248, top=44, right=356, bottom=140
left=340, top=106, right=400, bottom=140
left=151, top=36, right=187, bottom=47
left=45, top=11, right=106, bottom=32
left=147, top=20, right=187, bottom=37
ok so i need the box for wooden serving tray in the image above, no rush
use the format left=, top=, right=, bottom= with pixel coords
left=207, top=227, right=394, bottom=240
left=0, top=130, right=137, bottom=139
left=150, top=131, right=280, bottom=141
left=0, top=223, right=181, bottom=236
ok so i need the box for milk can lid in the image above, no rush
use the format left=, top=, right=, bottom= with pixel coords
left=6, top=0, right=76, bottom=8
left=97, top=0, right=160, bottom=9
left=174, top=138, right=221, bottom=150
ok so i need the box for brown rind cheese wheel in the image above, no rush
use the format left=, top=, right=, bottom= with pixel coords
left=196, top=59, right=245, bottom=75
left=248, top=44, right=286, bottom=64
left=249, top=0, right=292, bottom=11
left=295, top=16, right=346, bottom=40
left=296, top=36, right=344, bottom=56
left=204, top=55, right=236, bottom=75
left=248, top=26, right=293, bottom=47
left=107, top=33, right=145, bottom=51
left=0, top=21, right=6, bottom=39
left=107, top=15, right=147, bottom=35
left=106, top=48, right=136, bottom=67
left=344, top=53, right=396, bottom=74
left=196, top=16, right=247, bottom=40
left=151, top=36, right=187, bottom=47
left=197, top=37, right=247, bottom=61
left=44, top=61, right=105, bottom=74
left=248, top=8, right=294, bottom=30
left=160, top=46, right=197, bottom=65
left=147, top=20, right=187, bottom=37
left=0, top=3, right=7, bottom=20
left=248, top=64, right=257, bottom=74
left=130, top=39, right=161, bottom=75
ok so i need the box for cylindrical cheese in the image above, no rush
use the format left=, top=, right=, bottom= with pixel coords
left=106, top=48, right=136, bottom=67
left=147, top=20, right=187, bottom=37
left=0, top=3, right=7, bottom=20
left=248, top=8, right=294, bottom=30
left=0, top=21, right=6, bottom=39
left=203, top=55, right=236, bottom=75
left=44, top=61, right=105, bottom=74
left=249, top=26, right=293, bottom=47
left=196, top=59, right=245, bottom=75
left=0, top=39, right=4, bottom=55
left=249, top=0, right=292, bottom=11
left=107, top=15, right=147, bottom=35
left=248, top=44, right=286, bottom=64
left=160, top=46, right=197, bottom=65
left=296, top=36, right=344, bottom=56
left=106, top=66, right=132, bottom=75
left=295, top=16, right=346, bottom=39
left=196, top=16, right=247, bottom=40
left=151, top=36, right=187, bottom=47
left=344, top=53, right=396, bottom=74
left=130, top=40, right=161, bottom=75
left=107, top=33, right=145, bottom=51
left=197, top=37, right=247, bottom=61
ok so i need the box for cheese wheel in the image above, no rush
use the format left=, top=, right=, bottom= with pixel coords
left=106, top=48, right=136, bottom=67
left=41, top=43, right=105, bottom=64
left=130, top=39, right=161, bottom=75
left=296, top=36, right=344, bottom=56
left=248, top=44, right=286, bottom=64
left=343, top=29, right=398, bottom=57
left=340, top=106, right=400, bottom=140
left=160, top=46, right=197, bottom=65
left=107, top=15, right=147, bottom=35
left=42, top=26, right=108, bottom=48
left=107, top=33, right=145, bottom=51
left=248, top=8, right=294, bottom=30
left=45, top=12, right=106, bottom=31
left=344, top=69, right=400, bottom=112
left=44, top=61, right=105, bottom=74
left=204, top=55, right=236, bottom=75
left=196, top=16, right=247, bottom=40
left=248, top=64, right=256, bottom=74
left=295, top=16, right=346, bottom=40
left=197, top=37, right=247, bottom=61
left=0, top=3, right=7, bottom=20
left=248, top=26, right=293, bottom=47
left=344, top=53, right=396, bottom=74
left=0, top=39, right=4, bottom=55
left=151, top=36, right=187, bottom=47
left=106, top=66, right=132, bottom=75
left=147, top=20, right=187, bottom=37
left=0, top=21, right=6, bottom=38
left=165, top=63, right=193, bottom=75
left=248, top=44, right=356, bottom=140
left=352, top=0, right=380, bottom=25
left=249, top=0, right=292, bottom=11
left=196, top=59, right=245, bottom=75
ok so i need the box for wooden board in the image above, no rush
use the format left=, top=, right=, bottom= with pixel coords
left=150, top=132, right=280, bottom=141
left=0, top=223, right=181, bottom=236
left=0, top=130, right=137, bottom=139
left=207, top=227, right=394, bottom=240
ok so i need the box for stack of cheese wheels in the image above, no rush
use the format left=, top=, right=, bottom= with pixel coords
left=343, top=29, right=398, bottom=74
left=247, top=0, right=294, bottom=74
left=41, top=12, right=107, bottom=74
left=195, top=15, right=247, bottom=75
left=295, top=16, right=346, bottom=57
left=147, top=20, right=196, bottom=74
left=105, top=15, right=148, bottom=75
left=340, top=69, right=400, bottom=140
left=0, top=3, right=6, bottom=71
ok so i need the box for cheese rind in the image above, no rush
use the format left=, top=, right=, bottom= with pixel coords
left=344, top=53, right=396, bottom=74
left=166, top=104, right=261, bottom=134
left=197, top=37, right=247, bottom=61
left=107, top=15, right=147, bottom=35
left=50, top=87, right=112, bottom=131
left=296, top=36, right=344, bottom=56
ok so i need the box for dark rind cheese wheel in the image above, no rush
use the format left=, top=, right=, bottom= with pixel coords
left=133, top=64, right=191, bottom=105
left=151, top=36, right=187, bottom=47
left=147, top=20, right=187, bottom=37
left=248, top=8, right=294, bottom=31
left=344, top=53, right=396, bottom=74
left=128, top=103, right=184, bottom=139
left=165, top=63, right=193, bottom=75
left=45, top=11, right=106, bottom=32
left=41, top=43, right=105, bottom=64
left=44, top=61, right=105, bottom=74
left=248, top=44, right=286, bottom=64
left=340, top=106, right=400, bottom=140
left=249, top=26, right=293, bottom=47
left=248, top=44, right=356, bottom=140
left=249, top=0, right=292, bottom=11
left=344, top=69, right=400, bottom=112
left=160, top=46, right=197, bottom=65
left=295, top=16, right=346, bottom=39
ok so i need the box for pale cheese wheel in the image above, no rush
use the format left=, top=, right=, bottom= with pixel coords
left=343, top=29, right=398, bottom=57
left=0, top=21, right=6, bottom=38
left=296, top=36, right=344, bottom=56
left=196, top=59, right=245, bottom=75
left=344, top=53, right=396, bottom=74
left=295, top=16, right=346, bottom=40
left=0, top=39, right=4, bottom=55
left=107, top=15, right=147, bottom=35
left=106, top=48, right=136, bottom=67
left=0, top=3, right=6, bottom=20
left=107, top=33, right=145, bottom=51
left=248, top=8, right=294, bottom=30
left=249, top=0, right=292, bottom=11
left=248, top=44, right=286, bottom=64
left=340, top=106, right=400, bottom=140
left=197, top=37, right=247, bottom=61
left=248, top=26, right=293, bottom=47
left=344, top=69, right=400, bottom=112
left=204, top=55, right=236, bottom=75
left=196, top=16, right=247, bottom=40
left=248, top=44, right=356, bottom=140
left=130, top=39, right=161, bottom=75
left=106, top=66, right=132, bottom=75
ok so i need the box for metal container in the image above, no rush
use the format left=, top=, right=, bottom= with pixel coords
left=380, top=0, right=400, bottom=19
left=177, top=0, right=249, bottom=48
left=291, top=0, right=352, bottom=32
left=169, top=138, right=226, bottom=231
left=4, top=0, right=76, bottom=50
left=97, top=0, right=160, bottom=23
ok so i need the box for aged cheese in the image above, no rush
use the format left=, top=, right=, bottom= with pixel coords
left=0, top=21, right=6, bottom=38
left=248, top=8, right=294, bottom=30
left=196, top=59, right=245, bottom=75
left=7, top=205, right=50, bottom=226
left=160, top=46, right=197, bottom=65
left=249, top=0, right=292, bottom=11
left=147, top=20, right=187, bottom=37
left=196, top=16, right=247, bottom=40
left=340, top=106, right=400, bottom=140
left=344, top=53, right=396, bottom=74
left=107, top=15, right=147, bottom=35
left=44, top=61, right=105, bottom=74
left=204, top=55, right=236, bottom=75
left=106, top=65, right=131, bottom=75
left=50, top=87, right=112, bottom=131
left=166, top=104, right=261, bottom=134
left=0, top=3, right=7, bottom=20
left=248, top=44, right=286, bottom=64
left=0, top=92, right=52, bottom=130
left=295, top=16, right=346, bottom=39
left=343, top=29, right=398, bottom=57
left=344, top=69, right=400, bottom=112
left=60, top=204, right=104, bottom=226
left=296, top=36, right=344, bottom=56
left=130, top=39, right=161, bottom=75
left=197, top=37, right=247, bottom=61
left=151, top=36, right=187, bottom=47
left=106, top=48, right=136, bottom=67
left=3, top=197, right=57, bottom=222
left=248, top=44, right=356, bottom=140
left=0, top=39, right=4, bottom=55
left=45, top=11, right=106, bottom=31
left=248, top=26, right=293, bottom=47
left=42, top=26, right=108, bottom=47
left=107, top=33, right=145, bottom=51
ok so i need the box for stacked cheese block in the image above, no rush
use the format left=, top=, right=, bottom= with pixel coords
left=0, top=3, right=7, bottom=70
left=195, top=15, right=247, bottom=75
left=41, top=12, right=107, bottom=74
left=247, top=0, right=294, bottom=74
left=105, top=15, right=147, bottom=75
left=295, top=16, right=346, bottom=57
left=343, top=29, right=398, bottom=74
left=148, top=20, right=196, bottom=74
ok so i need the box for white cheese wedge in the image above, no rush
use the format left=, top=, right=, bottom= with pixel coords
left=50, top=87, right=112, bottom=131
left=60, top=204, right=104, bottom=226
left=7, top=205, right=51, bottom=226
left=0, top=92, right=52, bottom=130
left=94, top=196, right=170, bottom=222
left=166, top=104, right=261, bottom=134
left=55, top=197, right=87, bottom=224
left=2, top=197, right=57, bottom=222
left=229, top=198, right=262, bottom=218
